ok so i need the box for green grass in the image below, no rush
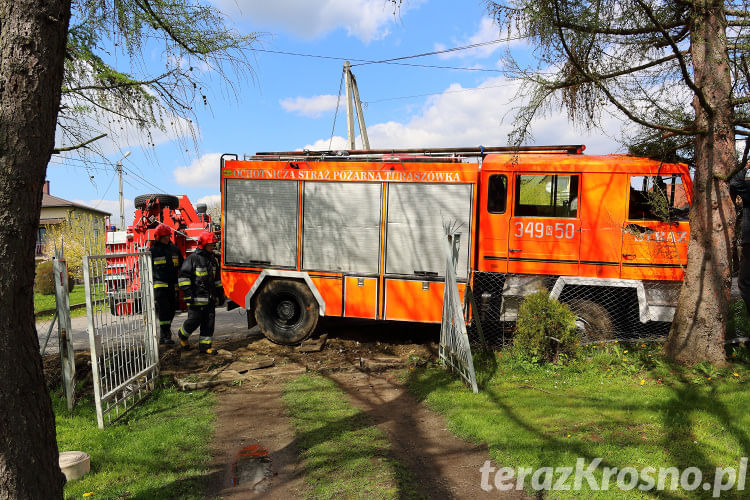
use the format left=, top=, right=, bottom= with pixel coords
left=407, top=343, right=750, bottom=499
left=54, top=384, right=215, bottom=500
left=282, top=375, right=422, bottom=499
left=35, top=284, right=86, bottom=311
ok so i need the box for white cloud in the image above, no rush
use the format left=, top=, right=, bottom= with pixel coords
left=304, top=76, right=623, bottom=154
left=197, top=194, right=221, bottom=207
left=280, top=95, right=339, bottom=118
left=74, top=199, right=136, bottom=229
left=173, top=153, right=223, bottom=188
left=211, top=0, right=423, bottom=42
left=435, top=18, right=504, bottom=59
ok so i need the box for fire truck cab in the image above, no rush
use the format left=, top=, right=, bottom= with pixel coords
left=220, top=147, right=691, bottom=344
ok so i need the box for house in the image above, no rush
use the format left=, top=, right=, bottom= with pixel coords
left=37, top=181, right=111, bottom=259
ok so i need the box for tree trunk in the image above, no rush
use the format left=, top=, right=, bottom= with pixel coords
left=0, top=0, right=71, bottom=497
left=665, top=0, right=734, bottom=366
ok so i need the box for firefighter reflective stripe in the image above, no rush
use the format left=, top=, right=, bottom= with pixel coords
left=159, top=320, right=171, bottom=326
left=183, top=296, right=192, bottom=302
left=154, top=282, right=169, bottom=288
left=153, top=257, right=167, bottom=265
left=214, top=281, right=223, bottom=287
left=199, top=337, right=212, bottom=345
left=172, top=256, right=180, bottom=265
left=195, top=267, right=208, bottom=277
left=178, top=327, right=189, bottom=340
left=193, top=297, right=210, bottom=304
left=178, top=278, right=191, bottom=286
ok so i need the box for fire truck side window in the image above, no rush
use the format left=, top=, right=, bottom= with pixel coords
left=514, top=174, right=579, bottom=218
left=487, top=174, right=507, bottom=213
left=628, top=175, right=690, bottom=221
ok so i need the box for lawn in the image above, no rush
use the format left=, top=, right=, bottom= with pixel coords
left=283, top=374, right=421, bottom=499
left=407, top=343, right=750, bottom=499
left=54, top=385, right=215, bottom=500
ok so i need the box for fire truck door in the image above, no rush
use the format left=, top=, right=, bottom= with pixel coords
left=621, top=175, right=689, bottom=280
left=478, top=173, right=510, bottom=273
left=507, top=173, right=581, bottom=275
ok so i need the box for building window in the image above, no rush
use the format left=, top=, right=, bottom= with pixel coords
left=628, top=175, right=690, bottom=221
left=487, top=174, right=508, bottom=214
left=514, top=174, right=579, bottom=218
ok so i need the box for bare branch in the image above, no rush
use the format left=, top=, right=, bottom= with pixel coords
left=51, top=133, right=107, bottom=154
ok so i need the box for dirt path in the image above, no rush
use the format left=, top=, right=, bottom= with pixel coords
left=326, top=370, right=525, bottom=500
left=205, top=382, right=306, bottom=499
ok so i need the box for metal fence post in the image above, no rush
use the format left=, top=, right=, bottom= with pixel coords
left=82, top=255, right=105, bottom=428
left=53, top=252, right=75, bottom=410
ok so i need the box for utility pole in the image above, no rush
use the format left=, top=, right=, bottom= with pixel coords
left=343, top=62, right=370, bottom=150
left=344, top=61, right=356, bottom=150
left=116, top=151, right=131, bottom=229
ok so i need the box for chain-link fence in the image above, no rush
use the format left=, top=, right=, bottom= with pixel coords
left=467, top=271, right=681, bottom=348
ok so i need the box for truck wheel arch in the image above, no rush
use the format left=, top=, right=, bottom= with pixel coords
left=244, top=270, right=326, bottom=316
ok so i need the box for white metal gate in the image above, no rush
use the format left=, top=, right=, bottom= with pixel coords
left=440, top=232, right=478, bottom=393
left=82, top=251, right=159, bottom=428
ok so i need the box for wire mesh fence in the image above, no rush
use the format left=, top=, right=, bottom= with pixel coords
left=467, top=271, right=681, bottom=349
left=83, top=251, right=159, bottom=429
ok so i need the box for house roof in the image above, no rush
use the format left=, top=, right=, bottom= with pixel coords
left=41, top=193, right=111, bottom=216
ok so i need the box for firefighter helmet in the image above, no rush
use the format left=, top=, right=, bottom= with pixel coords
left=198, top=231, right=218, bottom=248
left=154, top=224, right=171, bottom=240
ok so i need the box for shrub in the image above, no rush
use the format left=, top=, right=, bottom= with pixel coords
left=35, top=261, right=75, bottom=295
left=515, top=291, right=579, bottom=363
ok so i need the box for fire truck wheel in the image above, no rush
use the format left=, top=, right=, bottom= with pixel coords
left=568, top=300, right=612, bottom=341
left=255, top=280, right=319, bottom=345
left=134, top=194, right=179, bottom=210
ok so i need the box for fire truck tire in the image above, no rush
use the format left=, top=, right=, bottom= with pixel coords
left=255, top=279, right=319, bottom=345
left=134, top=194, right=179, bottom=210
left=568, top=300, right=613, bottom=341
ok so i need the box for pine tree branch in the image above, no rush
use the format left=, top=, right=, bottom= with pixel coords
left=633, top=0, right=713, bottom=117
left=550, top=1, right=694, bottom=136
left=62, top=72, right=173, bottom=93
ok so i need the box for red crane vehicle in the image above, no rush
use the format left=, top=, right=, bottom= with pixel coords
left=219, top=146, right=692, bottom=345
left=105, top=194, right=218, bottom=315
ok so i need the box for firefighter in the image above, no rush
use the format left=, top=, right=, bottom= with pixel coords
left=177, top=231, right=224, bottom=355
left=151, top=223, right=183, bottom=345
left=731, top=167, right=750, bottom=320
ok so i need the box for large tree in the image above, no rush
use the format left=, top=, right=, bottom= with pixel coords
left=485, top=0, right=747, bottom=365
left=0, top=1, right=256, bottom=496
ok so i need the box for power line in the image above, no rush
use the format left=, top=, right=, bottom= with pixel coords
left=351, top=39, right=508, bottom=67
left=362, top=81, right=516, bottom=105
left=250, top=38, right=524, bottom=73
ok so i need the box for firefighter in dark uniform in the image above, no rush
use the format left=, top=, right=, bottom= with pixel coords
left=151, top=223, right=183, bottom=345
left=731, top=167, right=750, bottom=318
left=177, top=231, right=224, bottom=355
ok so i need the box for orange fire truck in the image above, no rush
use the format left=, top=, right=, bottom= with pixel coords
left=219, top=146, right=691, bottom=344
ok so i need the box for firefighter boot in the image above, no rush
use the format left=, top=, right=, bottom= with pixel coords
left=199, top=337, right=218, bottom=356
left=177, top=327, right=191, bottom=351
left=159, top=324, right=175, bottom=345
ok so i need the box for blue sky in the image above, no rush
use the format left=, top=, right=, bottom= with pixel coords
left=47, top=0, right=624, bottom=226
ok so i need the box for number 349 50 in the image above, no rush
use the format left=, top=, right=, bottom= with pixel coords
left=514, top=222, right=576, bottom=239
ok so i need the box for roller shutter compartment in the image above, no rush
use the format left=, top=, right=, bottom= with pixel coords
left=224, top=179, right=298, bottom=267
left=302, top=182, right=382, bottom=274
left=386, top=183, right=472, bottom=279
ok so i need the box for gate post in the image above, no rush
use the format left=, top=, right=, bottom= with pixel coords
left=53, top=251, right=75, bottom=410
left=82, top=255, right=105, bottom=429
